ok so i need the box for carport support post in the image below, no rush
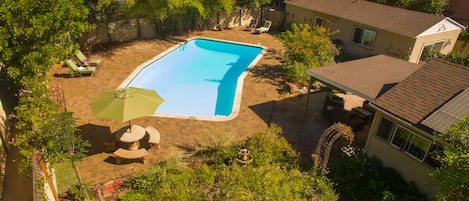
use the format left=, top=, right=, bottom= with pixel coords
left=302, top=77, right=314, bottom=120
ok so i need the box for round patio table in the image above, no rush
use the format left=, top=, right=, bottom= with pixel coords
left=115, top=125, right=146, bottom=150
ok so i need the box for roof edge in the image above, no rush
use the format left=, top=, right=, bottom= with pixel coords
left=446, top=17, right=467, bottom=29
left=306, top=70, right=375, bottom=101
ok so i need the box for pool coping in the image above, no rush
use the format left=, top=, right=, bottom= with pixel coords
left=118, top=37, right=266, bottom=122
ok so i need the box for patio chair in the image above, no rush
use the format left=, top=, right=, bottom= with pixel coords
left=244, top=19, right=257, bottom=31
left=64, top=59, right=96, bottom=77
left=254, top=20, right=272, bottom=34
left=75, top=50, right=102, bottom=67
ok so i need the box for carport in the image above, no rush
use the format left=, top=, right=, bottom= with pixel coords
left=302, top=55, right=422, bottom=126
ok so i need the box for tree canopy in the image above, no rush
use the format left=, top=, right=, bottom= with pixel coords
left=279, top=24, right=338, bottom=85
left=430, top=115, right=469, bottom=201
left=0, top=0, right=92, bottom=173
left=95, top=0, right=273, bottom=35
left=0, top=0, right=92, bottom=81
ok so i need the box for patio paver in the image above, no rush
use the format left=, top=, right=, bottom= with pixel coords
left=52, top=28, right=332, bottom=186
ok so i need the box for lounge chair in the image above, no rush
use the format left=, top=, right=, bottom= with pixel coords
left=244, top=19, right=257, bottom=31
left=75, top=50, right=102, bottom=67
left=64, top=59, right=96, bottom=77
left=255, top=20, right=272, bottom=34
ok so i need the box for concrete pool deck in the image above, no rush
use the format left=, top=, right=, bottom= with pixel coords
left=51, top=28, right=338, bottom=189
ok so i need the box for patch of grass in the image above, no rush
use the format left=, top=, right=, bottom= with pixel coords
left=54, top=160, right=79, bottom=193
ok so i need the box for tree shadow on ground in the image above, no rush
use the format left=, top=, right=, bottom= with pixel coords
left=248, top=63, right=284, bottom=82
left=77, top=123, right=113, bottom=155
left=249, top=92, right=333, bottom=168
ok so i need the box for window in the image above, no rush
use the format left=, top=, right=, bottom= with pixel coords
left=376, top=117, right=394, bottom=140
left=424, top=144, right=442, bottom=168
left=420, top=41, right=445, bottom=61
left=407, top=135, right=431, bottom=160
left=391, top=127, right=411, bottom=150
left=314, top=16, right=331, bottom=30
left=351, top=27, right=376, bottom=49
left=375, top=117, right=434, bottom=163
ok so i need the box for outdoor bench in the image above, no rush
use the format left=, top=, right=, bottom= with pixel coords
left=113, top=148, right=148, bottom=164
left=145, top=126, right=161, bottom=149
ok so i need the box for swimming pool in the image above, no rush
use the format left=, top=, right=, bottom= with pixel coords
left=119, top=37, right=264, bottom=121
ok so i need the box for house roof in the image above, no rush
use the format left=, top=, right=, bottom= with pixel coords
left=285, top=0, right=448, bottom=37
left=373, top=59, right=469, bottom=127
left=306, top=55, right=422, bottom=101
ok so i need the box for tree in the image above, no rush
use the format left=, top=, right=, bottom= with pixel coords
left=235, top=0, right=272, bottom=27
left=205, top=0, right=235, bottom=20
left=0, top=0, right=92, bottom=81
left=430, top=115, right=469, bottom=201
left=279, top=23, right=338, bottom=85
left=437, top=51, right=469, bottom=67
left=126, top=0, right=209, bottom=33
left=236, top=0, right=271, bottom=10
left=0, top=0, right=92, bottom=174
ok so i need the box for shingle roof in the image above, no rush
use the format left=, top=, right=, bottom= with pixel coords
left=306, top=55, right=422, bottom=101
left=373, top=59, right=469, bottom=125
left=285, top=0, right=446, bottom=37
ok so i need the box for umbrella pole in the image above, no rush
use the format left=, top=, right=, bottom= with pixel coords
left=128, top=121, right=132, bottom=132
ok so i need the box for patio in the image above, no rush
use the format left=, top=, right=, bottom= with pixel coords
left=51, top=27, right=335, bottom=186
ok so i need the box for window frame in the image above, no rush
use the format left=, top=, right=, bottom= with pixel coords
left=376, top=117, right=395, bottom=141
left=418, top=40, right=447, bottom=61
left=313, top=16, right=331, bottom=30
left=351, top=26, right=376, bottom=49
left=406, top=134, right=432, bottom=161
left=390, top=126, right=412, bottom=151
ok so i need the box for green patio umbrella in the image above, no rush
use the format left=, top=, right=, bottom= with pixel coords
left=90, top=87, right=164, bottom=127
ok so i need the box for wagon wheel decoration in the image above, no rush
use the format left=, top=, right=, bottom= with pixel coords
left=312, top=122, right=355, bottom=174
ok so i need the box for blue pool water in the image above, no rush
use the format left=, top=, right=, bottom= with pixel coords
left=122, top=38, right=264, bottom=120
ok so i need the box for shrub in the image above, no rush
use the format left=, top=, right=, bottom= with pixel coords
left=328, top=152, right=427, bottom=201
left=243, top=124, right=299, bottom=169
left=423, top=51, right=469, bottom=67
left=122, top=125, right=338, bottom=200
left=284, top=61, right=311, bottom=86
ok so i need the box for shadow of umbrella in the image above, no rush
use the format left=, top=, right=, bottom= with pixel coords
left=76, top=123, right=112, bottom=155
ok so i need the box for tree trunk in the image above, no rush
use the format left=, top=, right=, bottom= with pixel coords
left=136, top=17, right=142, bottom=40
left=239, top=9, right=242, bottom=27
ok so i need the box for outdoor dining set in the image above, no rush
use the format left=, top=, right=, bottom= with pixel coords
left=110, top=125, right=161, bottom=164
left=89, top=87, right=164, bottom=165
